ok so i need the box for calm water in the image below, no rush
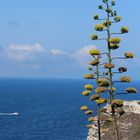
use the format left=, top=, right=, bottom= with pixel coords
left=0, top=78, right=139, bottom=140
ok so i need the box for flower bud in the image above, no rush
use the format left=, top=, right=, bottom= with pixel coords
left=89, top=59, right=100, bottom=66
left=124, top=52, right=134, bottom=58
left=85, top=110, right=93, bottom=115
left=95, top=24, right=104, bottom=31
left=80, top=106, right=88, bottom=111
left=121, top=27, right=129, bottom=33
left=89, top=94, right=100, bottom=101
left=93, top=14, right=99, bottom=20
left=91, top=34, right=98, bottom=40
left=96, top=98, right=107, bottom=104
left=89, top=49, right=100, bottom=55
left=82, top=90, right=90, bottom=96
left=95, top=87, right=106, bottom=94
left=126, top=87, right=137, bottom=93
left=120, top=76, right=131, bottom=82
left=84, top=84, right=93, bottom=90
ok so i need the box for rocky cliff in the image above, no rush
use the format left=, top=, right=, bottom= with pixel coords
left=87, top=100, right=140, bottom=140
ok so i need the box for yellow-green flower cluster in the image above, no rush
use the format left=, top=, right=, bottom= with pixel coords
left=121, top=27, right=129, bottom=33
left=89, top=49, right=100, bottom=56
left=109, top=38, right=121, bottom=50
left=109, top=38, right=121, bottom=44
left=89, top=94, right=100, bottom=101
left=120, top=76, right=131, bottom=82
left=118, top=67, right=127, bottom=73
left=95, top=24, right=104, bottom=31
left=91, top=34, right=98, bottom=40
left=104, top=63, right=115, bottom=69
left=84, top=74, right=94, bottom=79
left=110, top=44, right=120, bottom=50
left=103, top=21, right=112, bottom=27
left=96, top=98, right=107, bottom=104
left=85, top=110, right=93, bottom=115
left=88, top=117, right=95, bottom=122
left=93, top=14, right=99, bottom=20
left=97, top=78, right=109, bottom=87
left=98, top=5, right=103, bottom=9
left=112, top=99, right=123, bottom=107
left=95, top=87, right=106, bottom=94
left=106, top=8, right=112, bottom=13
left=80, top=106, right=88, bottom=111
left=125, top=87, right=137, bottom=93
left=114, top=16, right=121, bottom=22
left=84, top=84, right=93, bottom=90
left=88, top=66, right=93, bottom=71
left=124, top=52, right=134, bottom=58
left=89, top=59, right=100, bottom=66
left=82, top=90, right=90, bottom=96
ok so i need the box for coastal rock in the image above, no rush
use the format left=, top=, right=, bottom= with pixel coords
left=87, top=100, right=140, bottom=140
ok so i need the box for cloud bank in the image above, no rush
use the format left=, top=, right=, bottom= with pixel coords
left=0, top=43, right=95, bottom=66
left=0, top=43, right=138, bottom=79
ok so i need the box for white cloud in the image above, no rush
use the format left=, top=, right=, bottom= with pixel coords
left=9, top=44, right=46, bottom=53
left=5, top=43, right=46, bottom=61
left=1, top=44, right=69, bottom=62
left=72, top=45, right=96, bottom=66
left=50, top=49, right=68, bottom=56
left=0, top=43, right=97, bottom=67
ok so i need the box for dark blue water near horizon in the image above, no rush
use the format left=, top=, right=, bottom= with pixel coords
left=0, top=78, right=140, bottom=140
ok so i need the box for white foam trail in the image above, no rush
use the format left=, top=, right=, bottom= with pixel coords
left=0, top=112, right=19, bottom=116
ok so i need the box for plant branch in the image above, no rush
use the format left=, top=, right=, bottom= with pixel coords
left=100, top=52, right=108, bottom=56
left=97, top=29, right=108, bottom=32
left=98, top=18, right=108, bottom=21
left=97, top=38, right=107, bottom=40
left=115, top=92, right=129, bottom=95
left=111, top=57, right=126, bottom=61
left=110, top=32, right=123, bottom=35
left=112, top=72, right=126, bottom=75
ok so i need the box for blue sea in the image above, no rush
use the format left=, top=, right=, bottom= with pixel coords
left=0, top=78, right=139, bottom=140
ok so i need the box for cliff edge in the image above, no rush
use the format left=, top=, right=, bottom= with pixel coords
left=87, top=100, right=140, bottom=140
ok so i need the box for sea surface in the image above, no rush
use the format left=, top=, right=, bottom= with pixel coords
left=0, top=78, right=139, bottom=140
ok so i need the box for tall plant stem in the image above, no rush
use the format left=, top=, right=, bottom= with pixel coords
left=97, top=104, right=101, bottom=140
left=106, top=2, right=120, bottom=140
left=96, top=66, right=101, bottom=140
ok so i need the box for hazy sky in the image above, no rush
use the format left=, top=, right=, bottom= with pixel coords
left=0, top=0, right=139, bottom=79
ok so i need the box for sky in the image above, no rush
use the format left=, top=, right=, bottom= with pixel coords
left=0, top=0, right=140, bottom=79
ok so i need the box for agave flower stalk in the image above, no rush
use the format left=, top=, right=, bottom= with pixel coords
left=81, top=0, right=137, bottom=140
left=81, top=50, right=109, bottom=140
left=89, top=0, right=137, bottom=140
left=105, top=2, right=120, bottom=139
left=89, top=52, right=102, bottom=140
left=96, top=65, right=101, bottom=140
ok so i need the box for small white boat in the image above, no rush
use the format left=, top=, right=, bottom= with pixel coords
left=0, top=112, right=19, bottom=116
